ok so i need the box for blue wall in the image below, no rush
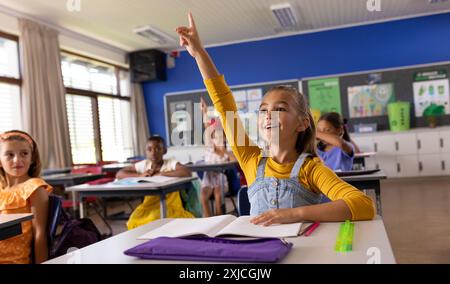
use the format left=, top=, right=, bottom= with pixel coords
left=143, top=12, right=450, bottom=141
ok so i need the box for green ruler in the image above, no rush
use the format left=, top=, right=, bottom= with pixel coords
left=335, top=220, right=355, bottom=252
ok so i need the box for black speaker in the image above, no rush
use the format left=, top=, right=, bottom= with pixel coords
left=129, top=49, right=167, bottom=83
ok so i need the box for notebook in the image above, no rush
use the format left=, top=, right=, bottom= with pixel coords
left=113, top=176, right=177, bottom=185
left=138, top=215, right=302, bottom=239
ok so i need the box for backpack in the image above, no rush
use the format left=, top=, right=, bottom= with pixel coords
left=180, top=180, right=203, bottom=218
left=49, top=209, right=103, bottom=259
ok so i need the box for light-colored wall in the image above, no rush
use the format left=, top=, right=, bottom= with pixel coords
left=0, top=10, right=127, bottom=67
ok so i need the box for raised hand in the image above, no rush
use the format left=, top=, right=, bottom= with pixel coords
left=176, top=13, right=219, bottom=80
left=175, top=12, right=204, bottom=58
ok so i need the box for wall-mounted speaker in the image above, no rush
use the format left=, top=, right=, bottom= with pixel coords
left=129, top=49, right=167, bottom=83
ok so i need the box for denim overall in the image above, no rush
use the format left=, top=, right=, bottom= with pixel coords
left=247, top=154, right=321, bottom=215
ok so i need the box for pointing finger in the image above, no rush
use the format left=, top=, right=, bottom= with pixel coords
left=188, top=12, right=196, bottom=29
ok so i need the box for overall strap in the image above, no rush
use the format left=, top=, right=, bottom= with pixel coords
left=290, top=153, right=311, bottom=178
left=256, top=157, right=268, bottom=179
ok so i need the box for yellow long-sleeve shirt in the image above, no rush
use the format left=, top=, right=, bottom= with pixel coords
left=204, top=75, right=375, bottom=221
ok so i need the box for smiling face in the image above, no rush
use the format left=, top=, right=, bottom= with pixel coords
left=258, top=90, right=309, bottom=145
left=0, top=140, right=33, bottom=180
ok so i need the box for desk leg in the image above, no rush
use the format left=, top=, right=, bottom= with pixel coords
left=72, top=191, right=77, bottom=211
left=221, top=172, right=226, bottom=214
left=160, top=193, right=167, bottom=219
left=79, top=194, right=84, bottom=219
left=375, top=182, right=382, bottom=216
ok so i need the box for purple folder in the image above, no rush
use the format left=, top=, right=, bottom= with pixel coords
left=124, top=236, right=293, bottom=263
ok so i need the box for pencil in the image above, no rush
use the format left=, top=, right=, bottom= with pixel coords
left=304, top=222, right=320, bottom=237
left=299, top=222, right=315, bottom=236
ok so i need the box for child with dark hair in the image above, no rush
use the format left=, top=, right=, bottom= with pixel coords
left=116, top=135, right=194, bottom=229
left=316, top=112, right=357, bottom=171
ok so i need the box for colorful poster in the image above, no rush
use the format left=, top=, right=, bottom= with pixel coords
left=347, top=83, right=395, bottom=118
left=247, top=88, right=263, bottom=100
left=248, top=101, right=261, bottom=113
left=413, top=70, right=450, bottom=117
left=233, top=90, right=247, bottom=102
left=308, top=78, right=342, bottom=114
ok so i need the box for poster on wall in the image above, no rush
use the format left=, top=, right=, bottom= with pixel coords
left=247, top=88, right=263, bottom=101
left=169, top=101, right=193, bottom=146
left=308, top=77, right=342, bottom=115
left=347, top=83, right=395, bottom=118
left=413, top=70, right=450, bottom=117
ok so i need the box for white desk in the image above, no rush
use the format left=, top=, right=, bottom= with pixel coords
left=102, top=163, right=133, bottom=174
left=45, top=216, right=395, bottom=264
left=353, top=152, right=377, bottom=170
left=0, top=214, right=34, bottom=241
left=66, top=177, right=197, bottom=219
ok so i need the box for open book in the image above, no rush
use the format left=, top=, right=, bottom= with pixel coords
left=138, top=215, right=302, bottom=239
left=114, top=176, right=177, bottom=185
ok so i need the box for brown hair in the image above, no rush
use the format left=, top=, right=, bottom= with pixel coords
left=0, top=130, right=42, bottom=187
left=265, top=86, right=317, bottom=156
left=318, top=112, right=351, bottom=142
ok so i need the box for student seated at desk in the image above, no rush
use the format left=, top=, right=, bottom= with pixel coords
left=176, top=13, right=374, bottom=225
left=316, top=112, right=357, bottom=171
left=199, top=98, right=236, bottom=217
left=0, top=131, right=52, bottom=264
left=116, top=136, right=194, bottom=230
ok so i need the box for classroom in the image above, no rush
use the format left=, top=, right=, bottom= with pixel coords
left=1, top=0, right=450, bottom=266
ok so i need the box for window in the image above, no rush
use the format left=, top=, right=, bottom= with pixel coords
left=66, top=94, right=97, bottom=164
left=0, top=32, right=21, bottom=133
left=98, top=97, right=134, bottom=162
left=62, top=51, right=133, bottom=164
left=62, top=54, right=117, bottom=95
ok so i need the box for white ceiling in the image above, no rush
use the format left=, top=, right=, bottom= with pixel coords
left=0, top=0, right=449, bottom=52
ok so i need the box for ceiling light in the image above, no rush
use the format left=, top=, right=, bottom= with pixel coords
left=133, top=25, right=176, bottom=45
left=270, top=3, right=298, bottom=29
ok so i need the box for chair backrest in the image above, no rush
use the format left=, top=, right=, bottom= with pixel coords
left=237, top=186, right=250, bottom=216
left=224, top=167, right=241, bottom=196
left=47, top=195, right=62, bottom=245
left=194, top=160, right=205, bottom=180
left=71, top=166, right=103, bottom=175
left=127, top=156, right=145, bottom=162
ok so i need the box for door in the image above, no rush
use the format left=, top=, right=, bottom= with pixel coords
left=396, top=155, right=419, bottom=177
left=418, top=154, right=442, bottom=177
left=439, top=130, right=450, bottom=153
left=375, top=155, right=398, bottom=178
left=395, top=133, right=417, bottom=155
left=372, top=134, right=396, bottom=154
left=416, top=131, right=440, bottom=155
left=441, top=153, right=450, bottom=176
left=351, top=136, right=375, bottom=152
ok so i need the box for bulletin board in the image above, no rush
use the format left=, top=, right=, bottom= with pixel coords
left=301, top=61, right=450, bottom=132
left=164, top=79, right=300, bottom=146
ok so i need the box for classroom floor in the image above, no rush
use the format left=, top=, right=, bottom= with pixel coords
left=381, top=176, right=450, bottom=264
left=88, top=176, right=450, bottom=264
